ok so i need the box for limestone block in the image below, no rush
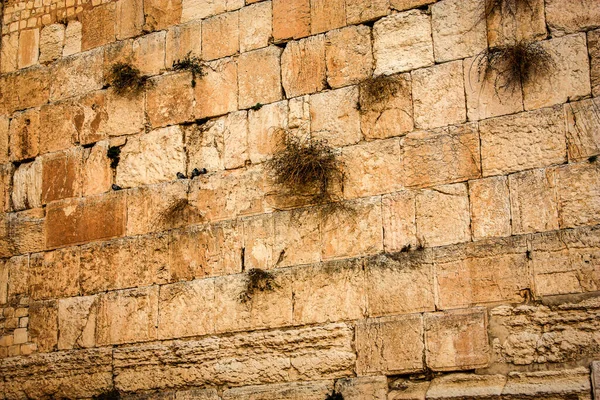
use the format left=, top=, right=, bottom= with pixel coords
left=0, top=259, right=7, bottom=305
left=80, top=234, right=169, bottom=295
left=100, top=88, right=145, bottom=138
left=523, top=34, right=591, bottom=111
left=194, top=58, right=238, bottom=119
left=321, top=197, right=383, bottom=260
left=58, top=295, right=97, bottom=350
left=224, top=111, right=249, bottom=169
left=41, top=148, right=82, bottom=204
left=96, top=286, right=158, bottom=345
left=590, top=30, right=600, bottom=97
left=248, top=101, right=288, bottom=164
left=469, top=176, right=511, bottom=239
left=147, top=72, right=195, bottom=128
left=416, top=183, right=471, bottom=248
left=0, top=349, right=113, bottom=399
left=18, top=28, right=39, bottom=69
left=10, top=66, right=50, bottom=113
left=503, top=368, right=592, bottom=398
left=1, top=32, right=19, bottom=73
left=346, top=0, right=388, bottom=24
left=223, top=381, right=333, bottom=400
left=272, top=0, right=310, bottom=41
left=39, top=24, right=65, bottom=64
left=0, top=209, right=45, bottom=258
left=81, top=3, right=116, bottom=51
left=433, top=237, right=529, bottom=309
left=143, top=0, right=182, bottom=31
left=281, top=35, right=326, bottom=98
left=104, top=39, right=134, bottom=77
left=553, top=162, right=600, bottom=229
left=113, top=323, right=354, bottom=391
left=546, top=0, right=600, bottom=35
left=116, top=0, right=144, bottom=40
left=46, top=192, right=126, bottom=248
left=402, top=124, right=481, bottom=188
left=5, top=255, right=29, bottom=301
left=288, top=95, right=311, bottom=132
left=166, top=20, right=202, bottom=68
left=238, top=46, right=283, bottom=110
left=486, top=0, right=546, bottom=47
left=11, top=159, right=42, bottom=211
left=116, top=126, right=186, bottom=188
left=365, top=252, right=435, bottom=317
left=310, top=86, right=360, bottom=147
left=158, top=278, right=215, bottom=339
left=132, top=31, right=166, bottom=76
left=176, top=388, right=221, bottom=400
left=509, top=169, right=559, bottom=235
left=239, top=1, right=272, bottom=53
left=335, top=376, right=387, bottom=400
left=425, top=308, right=490, bottom=371
left=67, top=91, right=109, bottom=146
left=9, top=108, right=40, bottom=162
left=342, top=138, right=403, bottom=198
left=185, top=120, right=226, bottom=173
left=431, top=0, right=487, bottom=62
left=0, top=116, right=8, bottom=164
left=388, top=380, right=430, bottom=400
left=390, top=0, right=435, bottom=11
left=382, top=191, right=417, bottom=252
left=479, top=106, right=566, bottom=176
left=311, top=0, right=346, bottom=35
left=28, top=300, right=58, bottom=353
left=373, top=11, right=434, bottom=75
left=50, top=49, right=103, bottom=101
left=565, top=98, right=600, bottom=162
left=0, top=164, right=13, bottom=213
left=181, top=0, right=226, bottom=22
left=593, top=361, right=600, bottom=400
left=202, top=11, right=239, bottom=61
left=325, top=25, right=372, bottom=89
left=356, top=315, right=425, bottom=375
left=242, top=214, right=275, bottom=270
left=29, top=247, right=80, bottom=301
left=37, top=100, right=78, bottom=154
left=273, top=208, right=321, bottom=267
left=292, top=259, right=366, bottom=324
left=359, top=73, right=413, bottom=140
left=412, top=61, right=466, bottom=129
left=63, top=21, right=83, bottom=57
left=426, top=374, right=507, bottom=399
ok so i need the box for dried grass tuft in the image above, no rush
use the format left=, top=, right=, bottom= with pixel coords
left=153, top=198, right=200, bottom=230
left=106, top=63, right=149, bottom=96
left=240, top=268, right=279, bottom=303
left=485, top=0, right=534, bottom=20
left=172, top=52, right=206, bottom=87
left=358, top=75, right=404, bottom=112
left=325, top=391, right=344, bottom=400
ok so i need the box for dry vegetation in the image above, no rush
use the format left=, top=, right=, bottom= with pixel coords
left=153, top=198, right=201, bottom=230
left=239, top=268, right=278, bottom=303
left=106, top=63, right=149, bottom=96
left=358, top=74, right=404, bottom=112
left=172, top=52, right=206, bottom=87
left=485, top=0, right=535, bottom=20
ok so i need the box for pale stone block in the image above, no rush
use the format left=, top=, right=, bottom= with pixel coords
left=223, top=381, right=333, bottom=400
left=281, top=35, right=326, bottom=98
left=143, top=0, right=182, bottom=31
left=1, top=32, right=19, bottom=73
left=311, top=0, right=346, bottom=35
left=50, top=49, right=103, bottom=101
left=63, top=21, right=82, bottom=57
left=388, top=381, right=430, bottom=400
left=288, top=95, right=311, bottom=132
left=310, top=85, right=360, bottom=147
left=18, top=28, right=39, bottom=68
left=273, top=208, right=321, bottom=268
left=176, top=388, right=220, bottom=400
left=82, top=142, right=113, bottom=197
left=325, top=25, right=373, bottom=89
left=132, top=31, right=166, bottom=76
left=182, top=0, right=225, bottom=22
left=194, top=58, right=238, bottom=119
left=0, top=164, right=13, bottom=214
left=242, top=214, right=274, bottom=270
left=11, top=159, right=42, bottom=211
left=100, top=88, right=145, bottom=137
left=116, top=0, right=144, bottom=40
left=81, top=3, right=115, bottom=51
left=58, top=295, right=97, bottom=349
left=29, top=247, right=80, bottom=300
left=565, top=98, right=600, bottom=162
left=479, top=106, right=567, bottom=176
left=335, top=376, right=387, bottom=400
left=546, top=0, right=600, bottom=35
left=431, top=0, right=487, bottom=62
left=116, top=126, right=186, bottom=188
left=6, top=256, right=29, bottom=301
left=248, top=101, right=288, bottom=164
left=0, top=259, right=7, bottom=305
left=41, top=149, right=82, bottom=204
left=238, top=46, right=283, bottom=110
left=412, top=61, right=466, bottom=129
left=509, top=169, right=559, bottom=235
left=0, top=116, right=7, bottom=165
left=147, top=71, right=195, bottom=128
left=13, top=327, right=28, bottom=346
left=503, top=368, right=592, bottom=398
left=553, top=163, right=600, bottom=229
left=382, top=191, right=417, bottom=252
left=390, top=0, right=435, bottom=11
left=469, top=176, right=511, bottom=239
left=272, top=0, right=310, bottom=41
left=373, top=10, right=434, bottom=75
left=202, top=11, right=239, bottom=61
left=222, top=110, right=249, bottom=170
left=184, top=120, right=225, bottom=173
left=356, top=315, right=425, bottom=375
left=425, top=308, right=490, bottom=371
left=9, top=108, right=40, bottom=162
left=590, top=30, right=600, bottom=97
left=486, top=0, right=546, bottom=47
left=165, top=20, right=201, bottom=68
left=427, top=374, right=507, bottom=399
left=346, top=0, right=388, bottom=24
left=416, top=183, right=471, bottom=247
left=39, top=24, right=64, bottom=64
left=239, top=1, right=272, bottom=53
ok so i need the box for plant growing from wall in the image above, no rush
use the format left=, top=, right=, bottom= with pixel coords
left=358, top=74, right=404, bottom=113
left=106, top=63, right=149, bottom=96
left=107, top=146, right=121, bottom=169
left=153, top=197, right=201, bottom=230
left=172, top=52, right=206, bottom=87
left=325, top=390, right=344, bottom=400
left=239, top=268, right=279, bottom=303
left=93, top=389, right=121, bottom=400
left=484, top=0, right=534, bottom=21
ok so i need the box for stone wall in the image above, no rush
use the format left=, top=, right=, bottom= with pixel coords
left=1, top=0, right=600, bottom=398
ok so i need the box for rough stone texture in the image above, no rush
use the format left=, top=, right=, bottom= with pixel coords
left=272, top=0, right=311, bottom=41
left=9, top=108, right=40, bottom=162
left=373, top=11, right=434, bottom=75
left=486, top=0, right=546, bottom=47
left=222, top=381, right=333, bottom=400
left=143, top=0, right=182, bottom=31
left=185, top=117, right=228, bottom=173
left=346, top=0, right=388, bottom=24
left=29, top=246, right=80, bottom=301
left=57, top=295, right=97, bottom=350
left=310, top=86, right=360, bottom=147
left=282, top=35, right=327, bottom=98
left=335, top=376, right=388, bottom=400
left=17, top=28, right=39, bottom=69
left=469, top=176, right=511, bottom=240
left=479, top=106, right=567, bottom=176
left=239, top=2, right=272, bottom=53
left=503, top=368, right=592, bottom=399
left=546, top=0, right=600, bottom=35
left=132, top=31, right=166, bottom=76
left=311, top=0, right=346, bottom=35
left=116, top=0, right=145, bottom=40
left=593, top=361, right=600, bottom=400
left=431, top=0, right=487, bottom=63
left=566, top=98, right=600, bottom=161
left=41, top=149, right=82, bottom=204
left=28, top=300, right=58, bottom=353
left=1, top=32, right=19, bottom=73
left=325, top=25, right=373, bottom=89
left=247, top=101, right=288, bottom=164
left=50, top=49, right=103, bottom=102
left=238, top=47, right=283, bottom=110
left=39, top=24, right=65, bottom=64
left=11, top=159, right=42, bottom=211
left=242, top=214, right=274, bottom=270
left=195, top=58, right=238, bottom=119
left=382, top=191, right=417, bottom=252
left=356, top=315, right=425, bottom=375
left=63, top=21, right=83, bottom=57
left=81, top=3, right=116, bottom=51
left=390, top=0, right=435, bottom=11
left=202, top=11, right=239, bottom=61
left=0, top=209, right=46, bottom=258
left=165, top=20, right=202, bottom=68
left=553, top=162, right=600, bottom=229
left=273, top=208, right=320, bottom=267
left=147, top=72, right=195, bottom=128
left=182, top=0, right=226, bottom=21
left=590, top=30, right=600, bottom=97
left=426, top=373, right=507, bottom=399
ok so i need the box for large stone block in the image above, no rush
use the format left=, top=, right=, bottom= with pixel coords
left=503, top=368, right=592, bottom=398
left=242, top=214, right=275, bottom=270
left=426, top=373, right=507, bottom=399
left=382, top=191, right=417, bottom=252
left=356, top=315, right=425, bottom=375
left=565, top=98, right=600, bottom=162
left=390, top=0, right=435, bottom=11
left=4, top=255, right=29, bottom=302
left=28, top=300, right=58, bottom=353
left=101, top=89, right=146, bottom=138
left=194, top=58, right=238, bottom=118
left=223, top=381, right=333, bottom=400
left=311, top=0, right=346, bottom=35
left=0, top=259, right=7, bottom=305
left=239, top=1, right=272, bottom=53
left=272, top=0, right=310, bottom=41
left=39, top=24, right=65, bottom=64
left=132, top=31, right=166, bottom=76
left=50, top=49, right=103, bottom=101
left=11, top=159, right=42, bottom=211
left=146, top=72, right=195, bottom=128
left=185, top=119, right=226, bottom=173
left=143, top=0, right=182, bottom=31
left=545, top=0, right=600, bottom=35
left=346, top=0, right=388, bottom=24
left=325, top=25, right=372, bottom=89
left=0, top=164, right=13, bottom=213
left=116, top=0, right=145, bottom=40
left=166, top=20, right=202, bottom=68
left=509, top=168, right=559, bottom=234
left=182, top=0, right=226, bottom=21
left=479, top=106, right=566, bottom=176
left=469, top=176, right=511, bottom=239
left=81, top=3, right=116, bottom=51
left=282, top=35, right=326, bottom=98
left=335, top=376, right=387, bottom=400
left=273, top=208, right=321, bottom=267
left=0, top=116, right=8, bottom=165
left=1, top=32, right=19, bottom=73
left=310, top=85, right=360, bottom=147
left=247, top=101, right=288, bottom=164
left=373, top=11, right=434, bottom=75
left=553, top=162, right=600, bottom=229
left=29, top=247, right=80, bottom=301
left=63, top=21, right=83, bottom=57
left=238, top=46, right=283, bottom=110
left=202, top=11, right=239, bottom=61
left=9, top=108, right=40, bottom=162
left=58, top=295, right=97, bottom=350
left=41, top=148, right=82, bottom=204
left=590, top=30, right=600, bottom=97
left=18, top=28, right=40, bottom=69
left=425, top=308, right=490, bottom=371
left=486, top=0, right=546, bottom=47
left=0, top=209, right=45, bottom=258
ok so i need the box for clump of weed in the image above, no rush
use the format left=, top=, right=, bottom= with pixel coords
left=107, top=146, right=121, bottom=169
left=485, top=0, right=534, bottom=20
left=172, top=51, right=206, bottom=87
left=358, top=75, right=404, bottom=112
left=589, top=155, right=598, bottom=163
left=106, top=63, right=149, bottom=96
left=239, top=268, right=279, bottom=303
left=94, top=389, right=121, bottom=400
left=474, top=40, right=554, bottom=94
left=153, top=198, right=201, bottom=229
left=325, top=391, right=344, bottom=400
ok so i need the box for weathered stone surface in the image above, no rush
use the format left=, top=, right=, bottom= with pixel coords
left=185, top=119, right=226, bottom=173
left=147, top=72, right=195, bottom=128
left=359, top=73, right=413, bottom=140
left=503, top=368, right=592, bottom=398
left=29, top=246, right=80, bottom=300
left=238, top=46, right=283, bottom=110
left=166, top=21, right=202, bottom=68
left=325, top=25, right=372, bottom=89
left=479, top=106, right=566, bottom=176
left=242, top=214, right=274, bottom=270
left=176, top=388, right=221, bottom=400
left=282, top=35, right=327, bottom=98
left=182, top=0, right=226, bottom=21
left=416, top=183, right=471, bottom=248
left=202, top=11, right=239, bottom=61
left=402, top=124, right=480, bottom=188
left=195, top=58, right=238, bottom=119
left=553, top=162, right=600, bottom=230
left=63, top=21, right=83, bottom=57
left=113, top=323, right=354, bottom=391
left=0, top=164, right=13, bottom=214
left=469, top=176, right=511, bottom=239
left=4, top=255, right=29, bottom=301
left=382, top=191, right=417, bottom=252
left=546, top=0, right=600, bottom=35
left=239, top=1, right=272, bottom=53
left=425, top=308, right=490, bottom=371
left=272, top=0, right=310, bottom=41
left=0, top=349, right=113, bottom=399
left=58, top=295, right=97, bottom=350
left=426, top=373, right=507, bottom=399
left=116, top=126, right=186, bottom=188
left=223, top=381, right=333, bottom=400
left=248, top=101, right=288, bottom=164
left=17, top=28, right=39, bottom=69
left=28, top=300, right=58, bottom=353
left=0, top=116, right=8, bottom=163
left=356, top=315, right=425, bottom=375
left=11, top=159, right=42, bottom=211
left=390, top=0, right=435, bottom=11
left=116, top=0, right=145, bottom=40
left=592, top=361, right=600, bottom=400
left=311, top=0, right=346, bottom=35
left=50, top=49, right=103, bottom=101
left=81, top=3, right=116, bottom=51
left=373, top=11, right=434, bottom=75
left=132, top=31, right=166, bottom=76
left=82, top=141, right=113, bottom=197
left=143, top=0, right=182, bottom=31
left=590, top=30, right=600, bottom=97
left=486, top=0, right=546, bottom=47
left=335, top=376, right=387, bottom=400
left=566, top=98, right=600, bottom=161
left=388, top=379, right=430, bottom=400
left=42, top=148, right=82, bottom=204
left=39, top=24, right=65, bottom=64
left=346, top=0, right=388, bottom=24
left=273, top=208, right=321, bottom=267
left=509, top=168, right=559, bottom=235
left=0, top=209, right=45, bottom=258
left=523, top=34, right=591, bottom=111
left=412, top=61, right=466, bottom=129
left=1, top=32, right=19, bottom=73
left=434, top=237, right=529, bottom=309
left=310, top=86, right=360, bottom=147
left=9, top=108, right=40, bottom=162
